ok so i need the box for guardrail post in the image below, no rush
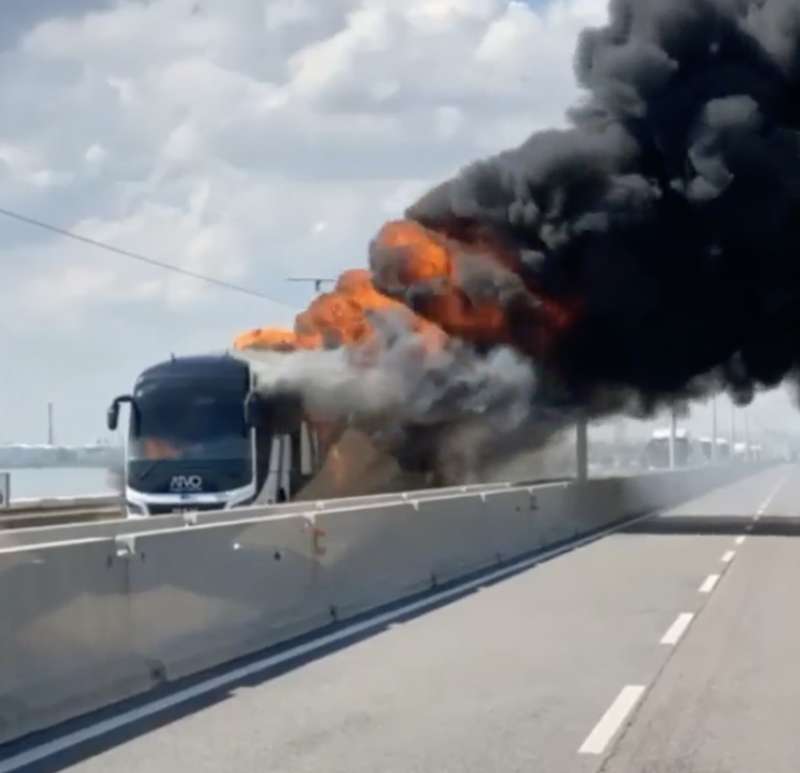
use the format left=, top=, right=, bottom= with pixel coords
left=0, top=472, right=8, bottom=509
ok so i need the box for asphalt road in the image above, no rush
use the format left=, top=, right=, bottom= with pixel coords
left=603, top=464, right=800, bottom=773
left=9, top=464, right=798, bottom=773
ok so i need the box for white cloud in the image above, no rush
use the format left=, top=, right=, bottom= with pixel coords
left=162, top=121, right=204, bottom=165
left=25, top=262, right=120, bottom=310
left=405, top=0, right=501, bottom=28
left=434, top=106, right=464, bottom=139
left=1, top=0, right=615, bottom=442
left=287, top=5, right=394, bottom=101
left=106, top=75, right=137, bottom=106
left=84, top=143, right=108, bottom=165
left=0, top=141, right=71, bottom=188
left=264, top=0, right=319, bottom=31
left=22, top=0, right=223, bottom=66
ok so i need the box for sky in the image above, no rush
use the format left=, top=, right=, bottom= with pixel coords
left=0, top=0, right=797, bottom=447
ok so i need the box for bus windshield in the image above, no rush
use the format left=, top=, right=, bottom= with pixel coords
left=126, top=382, right=254, bottom=496
left=129, top=385, right=250, bottom=462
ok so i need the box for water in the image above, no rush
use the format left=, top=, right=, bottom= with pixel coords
left=3, top=467, right=118, bottom=502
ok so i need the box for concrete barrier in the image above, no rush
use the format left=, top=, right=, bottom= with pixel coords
left=309, top=486, right=546, bottom=619
left=312, top=502, right=439, bottom=618
left=475, top=478, right=625, bottom=559
left=0, top=464, right=772, bottom=746
left=418, top=493, right=499, bottom=583
left=0, top=539, right=151, bottom=744
left=482, top=486, right=548, bottom=560
left=619, top=464, right=765, bottom=515
left=125, top=515, right=327, bottom=681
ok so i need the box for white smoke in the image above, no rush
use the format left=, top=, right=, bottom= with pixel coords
left=238, top=313, right=536, bottom=432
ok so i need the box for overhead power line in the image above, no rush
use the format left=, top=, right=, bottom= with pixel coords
left=0, top=205, right=292, bottom=307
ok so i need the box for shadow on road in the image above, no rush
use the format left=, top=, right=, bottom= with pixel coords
left=623, top=515, right=800, bottom=536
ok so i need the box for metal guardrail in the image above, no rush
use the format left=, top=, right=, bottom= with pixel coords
left=0, top=481, right=523, bottom=546
left=0, top=472, right=9, bottom=510
left=0, top=493, right=123, bottom=530
left=0, top=506, right=122, bottom=531
left=5, top=492, right=119, bottom=512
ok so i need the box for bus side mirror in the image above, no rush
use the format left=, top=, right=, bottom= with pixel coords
left=107, top=395, right=137, bottom=433
left=107, top=403, right=119, bottom=431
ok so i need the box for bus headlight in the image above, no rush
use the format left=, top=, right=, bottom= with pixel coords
left=125, top=500, right=146, bottom=517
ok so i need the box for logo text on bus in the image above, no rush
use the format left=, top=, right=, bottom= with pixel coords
left=169, top=474, right=204, bottom=492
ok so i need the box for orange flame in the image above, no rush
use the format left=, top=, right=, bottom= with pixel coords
left=234, top=219, right=577, bottom=359
left=233, top=327, right=297, bottom=352
left=234, top=266, right=445, bottom=354
left=371, top=220, right=511, bottom=345
left=374, top=220, right=453, bottom=285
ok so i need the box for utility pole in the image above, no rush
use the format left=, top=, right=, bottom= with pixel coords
left=669, top=404, right=677, bottom=469
left=576, top=411, right=588, bottom=483
left=711, top=395, right=718, bottom=463
left=47, top=402, right=54, bottom=446
left=744, top=408, right=751, bottom=461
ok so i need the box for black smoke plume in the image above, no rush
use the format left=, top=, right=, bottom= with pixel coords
left=394, top=0, right=800, bottom=412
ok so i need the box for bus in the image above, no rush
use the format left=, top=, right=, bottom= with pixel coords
left=107, top=354, right=325, bottom=516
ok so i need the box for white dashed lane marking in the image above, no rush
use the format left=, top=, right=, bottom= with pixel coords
left=578, top=685, right=647, bottom=755
left=660, top=613, right=694, bottom=645
left=699, top=574, right=720, bottom=593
